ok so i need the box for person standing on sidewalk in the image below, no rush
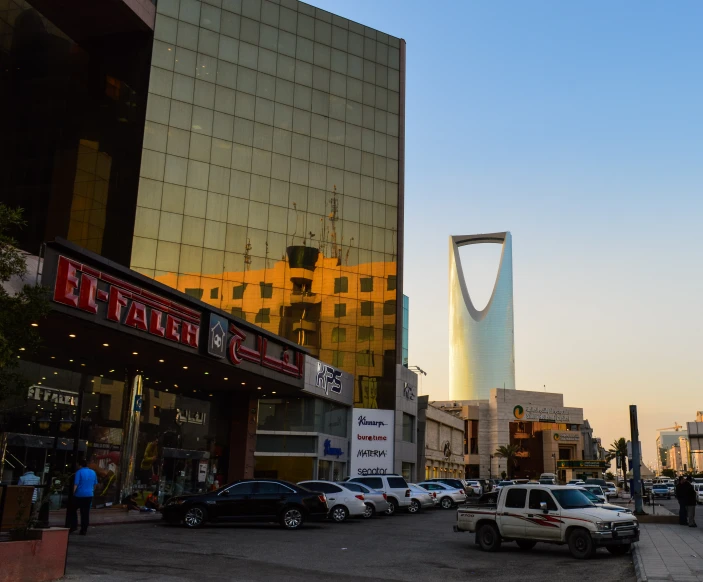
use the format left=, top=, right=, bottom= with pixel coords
left=675, top=476, right=688, bottom=525
left=69, top=459, right=99, bottom=535
left=680, top=476, right=697, bottom=528
left=18, top=465, right=42, bottom=512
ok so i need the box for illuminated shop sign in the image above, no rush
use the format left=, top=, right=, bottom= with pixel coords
left=53, top=255, right=200, bottom=349
left=207, top=314, right=303, bottom=378
left=315, top=362, right=343, bottom=395
left=350, top=408, right=394, bottom=476
left=28, top=385, right=78, bottom=406
left=513, top=405, right=570, bottom=422
left=553, top=433, right=579, bottom=442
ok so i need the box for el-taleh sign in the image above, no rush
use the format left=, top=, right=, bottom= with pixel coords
left=53, top=255, right=302, bottom=377
left=514, top=405, right=570, bottom=422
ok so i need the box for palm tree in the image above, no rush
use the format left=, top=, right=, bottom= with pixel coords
left=607, top=438, right=629, bottom=492
left=494, top=444, right=522, bottom=479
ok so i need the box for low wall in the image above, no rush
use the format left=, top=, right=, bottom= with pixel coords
left=0, top=528, right=68, bottom=582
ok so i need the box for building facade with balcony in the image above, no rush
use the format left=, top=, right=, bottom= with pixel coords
left=416, top=396, right=464, bottom=480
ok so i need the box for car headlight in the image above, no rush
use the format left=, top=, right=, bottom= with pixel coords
left=595, top=521, right=612, bottom=531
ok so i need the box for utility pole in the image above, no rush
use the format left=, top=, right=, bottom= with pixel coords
left=629, top=405, right=646, bottom=515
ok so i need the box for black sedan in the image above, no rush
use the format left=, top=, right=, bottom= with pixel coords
left=162, top=479, right=329, bottom=530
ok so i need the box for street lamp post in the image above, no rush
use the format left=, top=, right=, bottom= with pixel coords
left=551, top=453, right=557, bottom=481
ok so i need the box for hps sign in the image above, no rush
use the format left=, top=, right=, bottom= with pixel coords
left=350, top=408, right=394, bottom=476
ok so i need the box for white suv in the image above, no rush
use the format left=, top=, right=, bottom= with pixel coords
left=348, top=475, right=412, bottom=515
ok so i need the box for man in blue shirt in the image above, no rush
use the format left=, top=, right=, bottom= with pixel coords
left=69, top=459, right=98, bottom=535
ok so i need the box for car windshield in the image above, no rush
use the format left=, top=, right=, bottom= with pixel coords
left=552, top=489, right=594, bottom=509
left=578, top=489, right=600, bottom=503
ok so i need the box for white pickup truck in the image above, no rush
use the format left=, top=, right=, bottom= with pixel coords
left=454, top=484, right=639, bottom=559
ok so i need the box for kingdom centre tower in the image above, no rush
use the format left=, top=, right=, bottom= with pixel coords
left=448, top=232, right=515, bottom=400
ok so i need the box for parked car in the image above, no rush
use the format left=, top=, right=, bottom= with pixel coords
left=298, top=480, right=366, bottom=522
left=539, top=478, right=557, bottom=485
left=427, top=478, right=475, bottom=495
left=348, top=474, right=412, bottom=515
left=417, top=481, right=467, bottom=509
left=582, top=485, right=607, bottom=504
left=407, top=484, right=436, bottom=511
left=494, top=480, right=515, bottom=492
left=578, top=488, right=633, bottom=514
left=651, top=483, right=671, bottom=499
left=162, top=479, right=328, bottom=530
left=338, top=481, right=390, bottom=518
left=455, top=484, right=639, bottom=559
left=694, top=483, right=703, bottom=505
left=604, top=483, right=618, bottom=498
left=567, top=480, right=586, bottom=486
left=465, top=480, right=483, bottom=496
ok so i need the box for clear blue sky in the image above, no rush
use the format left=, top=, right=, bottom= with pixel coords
left=315, top=0, right=703, bottom=466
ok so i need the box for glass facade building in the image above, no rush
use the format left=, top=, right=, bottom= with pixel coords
left=131, top=0, right=405, bottom=410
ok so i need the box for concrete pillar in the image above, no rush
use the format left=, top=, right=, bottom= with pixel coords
left=227, top=393, right=258, bottom=481
left=118, top=372, right=143, bottom=501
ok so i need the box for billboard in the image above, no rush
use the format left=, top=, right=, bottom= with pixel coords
left=350, top=408, right=395, bottom=476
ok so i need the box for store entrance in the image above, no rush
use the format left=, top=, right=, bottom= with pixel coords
left=158, top=448, right=211, bottom=500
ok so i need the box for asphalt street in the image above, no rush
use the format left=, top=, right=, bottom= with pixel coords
left=64, top=507, right=636, bottom=582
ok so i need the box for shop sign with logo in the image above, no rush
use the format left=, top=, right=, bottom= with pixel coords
left=513, top=405, right=570, bottom=422
left=315, top=362, right=343, bottom=395
left=350, top=408, right=394, bottom=476
left=206, top=313, right=303, bottom=378
left=27, top=385, right=77, bottom=406
left=553, top=433, right=579, bottom=442
left=52, top=255, right=201, bottom=349
left=403, top=382, right=414, bottom=401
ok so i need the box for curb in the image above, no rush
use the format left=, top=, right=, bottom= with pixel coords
left=631, top=542, right=647, bottom=582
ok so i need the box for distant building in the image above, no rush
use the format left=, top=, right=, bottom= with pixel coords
left=657, top=430, right=688, bottom=473
left=416, top=396, right=464, bottom=480
left=448, top=233, right=515, bottom=400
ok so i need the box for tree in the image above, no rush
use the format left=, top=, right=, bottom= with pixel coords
left=605, top=471, right=616, bottom=482
left=0, top=205, right=49, bottom=403
left=607, top=438, right=629, bottom=492
left=494, top=444, right=522, bottom=479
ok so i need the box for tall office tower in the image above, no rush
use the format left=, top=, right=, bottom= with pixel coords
left=448, top=233, right=515, bottom=400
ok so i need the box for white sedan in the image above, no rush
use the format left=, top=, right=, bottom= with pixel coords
left=417, top=481, right=467, bottom=509
left=298, top=480, right=367, bottom=522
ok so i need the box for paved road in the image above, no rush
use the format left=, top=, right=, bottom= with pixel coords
left=65, top=508, right=636, bottom=582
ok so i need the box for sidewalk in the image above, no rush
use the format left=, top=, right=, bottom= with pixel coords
left=633, top=523, right=703, bottom=581
left=49, top=507, right=161, bottom=527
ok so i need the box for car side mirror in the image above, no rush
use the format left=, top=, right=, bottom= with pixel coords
left=540, top=501, right=548, bottom=513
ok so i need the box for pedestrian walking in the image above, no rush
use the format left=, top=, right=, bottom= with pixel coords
left=18, top=465, right=42, bottom=512
left=675, top=476, right=688, bottom=525
left=68, top=459, right=99, bottom=535
left=680, top=476, right=697, bottom=528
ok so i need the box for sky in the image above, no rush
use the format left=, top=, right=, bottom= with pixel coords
left=313, top=0, right=703, bottom=467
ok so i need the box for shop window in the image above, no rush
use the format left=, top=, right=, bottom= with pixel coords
left=358, top=326, right=374, bottom=341
left=334, top=303, right=346, bottom=317
left=260, top=282, right=273, bottom=298
left=401, top=462, right=413, bottom=482
left=231, top=307, right=246, bottom=320
left=425, top=466, right=430, bottom=480
left=210, top=287, right=219, bottom=299
left=360, top=277, right=373, bottom=292
left=402, top=413, right=414, bottom=443
left=334, top=277, right=348, bottom=293
left=383, top=299, right=396, bottom=315
left=387, top=275, right=397, bottom=291
left=185, top=288, right=203, bottom=299
left=383, top=324, right=395, bottom=340
left=331, top=350, right=344, bottom=367
left=256, top=434, right=316, bottom=453
left=232, top=284, right=247, bottom=299
left=361, top=301, right=374, bottom=316
left=331, top=327, right=346, bottom=342
left=255, top=308, right=270, bottom=323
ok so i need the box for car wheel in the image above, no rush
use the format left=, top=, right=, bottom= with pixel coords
left=568, top=528, right=595, bottom=559
left=477, top=523, right=502, bottom=552
left=330, top=505, right=349, bottom=523
left=363, top=503, right=374, bottom=519
left=606, top=544, right=630, bottom=556
left=385, top=498, right=398, bottom=516
left=440, top=496, right=454, bottom=510
left=183, top=505, right=207, bottom=529
left=408, top=499, right=420, bottom=514
left=280, top=506, right=305, bottom=530
left=516, top=540, right=537, bottom=550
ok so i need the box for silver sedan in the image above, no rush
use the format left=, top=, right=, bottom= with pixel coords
left=417, top=482, right=467, bottom=509
left=338, top=481, right=390, bottom=518
left=407, top=484, right=436, bottom=512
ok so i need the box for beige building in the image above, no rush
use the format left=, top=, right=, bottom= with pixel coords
left=416, top=396, right=464, bottom=480
left=434, top=388, right=607, bottom=482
